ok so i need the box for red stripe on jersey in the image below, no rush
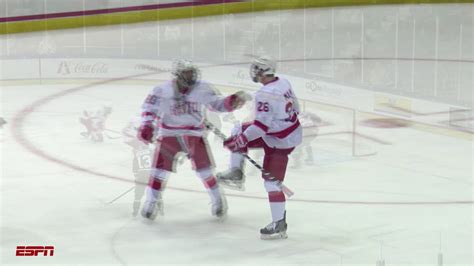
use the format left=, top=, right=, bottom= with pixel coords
left=253, top=120, right=269, bottom=132
left=267, top=120, right=300, bottom=139
left=160, top=123, right=204, bottom=130
left=203, top=176, right=217, bottom=189
left=142, top=112, right=157, bottom=118
left=149, top=178, right=162, bottom=190
left=268, top=191, right=286, bottom=202
left=287, top=113, right=298, bottom=123
left=262, top=77, right=279, bottom=85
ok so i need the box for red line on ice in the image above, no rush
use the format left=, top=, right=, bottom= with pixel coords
left=10, top=72, right=473, bottom=206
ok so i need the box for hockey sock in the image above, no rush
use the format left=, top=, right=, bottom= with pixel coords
left=197, top=168, right=221, bottom=203
left=134, top=182, right=146, bottom=201
left=145, top=178, right=163, bottom=202
left=268, top=191, right=286, bottom=222
left=203, top=176, right=221, bottom=202
left=265, top=181, right=286, bottom=221
left=230, top=152, right=244, bottom=169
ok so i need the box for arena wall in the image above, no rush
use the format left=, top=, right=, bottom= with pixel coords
left=1, top=0, right=472, bottom=34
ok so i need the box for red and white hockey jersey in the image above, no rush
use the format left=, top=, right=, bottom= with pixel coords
left=243, top=77, right=302, bottom=149
left=141, top=80, right=236, bottom=137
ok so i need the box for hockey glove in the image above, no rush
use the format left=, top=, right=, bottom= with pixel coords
left=225, top=91, right=252, bottom=111
left=138, top=123, right=154, bottom=143
left=223, top=133, right=248, bottom=153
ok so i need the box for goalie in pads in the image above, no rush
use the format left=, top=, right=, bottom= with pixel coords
left=137, top=60, right=249, bottom=220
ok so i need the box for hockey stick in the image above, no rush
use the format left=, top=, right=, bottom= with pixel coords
left=102, top=128, right=123, bottom=140
left=202, top=119, right=294, bottom=198
left=105, top=136, right=181, bottom=205
left=104, top=131, right=122, bottom=140
left=106, top=186, right=135, bottom=204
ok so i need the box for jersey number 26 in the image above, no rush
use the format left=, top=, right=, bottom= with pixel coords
left=257, top=101, right=269, bottom=112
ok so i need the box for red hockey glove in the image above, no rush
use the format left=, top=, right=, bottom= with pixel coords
left=138, top=123, right=154, bottom=143
left=233, top=91, right=252, bottom=109
left=223, top=134, right=248, bottom=153
left=225, top=91, right=252, bottom=111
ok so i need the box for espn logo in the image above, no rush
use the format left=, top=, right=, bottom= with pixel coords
left=16, top=246, right=54, bottom=256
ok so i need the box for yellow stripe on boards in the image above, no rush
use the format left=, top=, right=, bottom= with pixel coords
left=1, top=0, right=473, bottom=35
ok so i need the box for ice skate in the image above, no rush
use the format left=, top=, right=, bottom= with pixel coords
left=216, top=168, right=245, bottom=191
left=132, top=200, right=141, bottom=217
left=211, top=193, right=228, bottom=219
left=140, top=198, right=164, bottom=220
left=304, top=147, right=314, bottom=165
left=91, top=132, right=104, bottom=142
left=0, top=117, right=6, bottom=127
left=260, top=212, right=288, bottom=240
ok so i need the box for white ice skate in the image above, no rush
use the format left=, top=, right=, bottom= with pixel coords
left=132, top=200, right=141, bottom=217
left=211, top=194, right=228, bottom=219
left=140, top=198, right=164, bottom=220
left=216, top=168, right=245, bottom=191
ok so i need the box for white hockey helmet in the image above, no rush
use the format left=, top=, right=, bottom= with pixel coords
left=249, top=56, right=276, bottom=83
left=172, top=59, right=201, bottom=88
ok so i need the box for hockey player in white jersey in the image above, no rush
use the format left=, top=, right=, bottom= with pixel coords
left=79, top=105, right=112, bottom=142
left=217, top=56, right=302, bottom=239
left=138, top=59, right=249, bottom=220
left=122, top=117, right=160, bottom=217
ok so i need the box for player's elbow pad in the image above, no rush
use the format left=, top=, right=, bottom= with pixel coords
left=244, top=124, right=266, bottom=141
left=141, top=111, right=157, bottom=123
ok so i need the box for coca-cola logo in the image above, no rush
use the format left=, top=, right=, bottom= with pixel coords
left=57, top=61, right=108, bottom=75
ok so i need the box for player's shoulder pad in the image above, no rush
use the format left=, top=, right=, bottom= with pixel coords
left=152, top=80, right=174, bottom=96
left=279, top=77, right=292, bottom=87
left=260, top=77, right=288, bottom=92
left=151, top=85, right=163, bottom=94
left=194, top=80, right=213, bottom=91
left=196, top=80, right=210, bottom=87
left=257, top=82, right=287, bottom=102
left=255, top=89, right=280, bottom=103
left=195, top=80, right=219, bottom=95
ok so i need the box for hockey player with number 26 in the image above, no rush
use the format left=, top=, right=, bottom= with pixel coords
left=137, top=59, right=250, bottom=220
left=217, top=56, right=302, bottom=239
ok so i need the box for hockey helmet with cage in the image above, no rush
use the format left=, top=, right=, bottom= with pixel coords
left=172, top=59, right=201, bottom=88
left=249, top=56, right=276, bottom=83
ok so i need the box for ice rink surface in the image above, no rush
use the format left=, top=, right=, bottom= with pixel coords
left=1, top=3, right=473, bottom=266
